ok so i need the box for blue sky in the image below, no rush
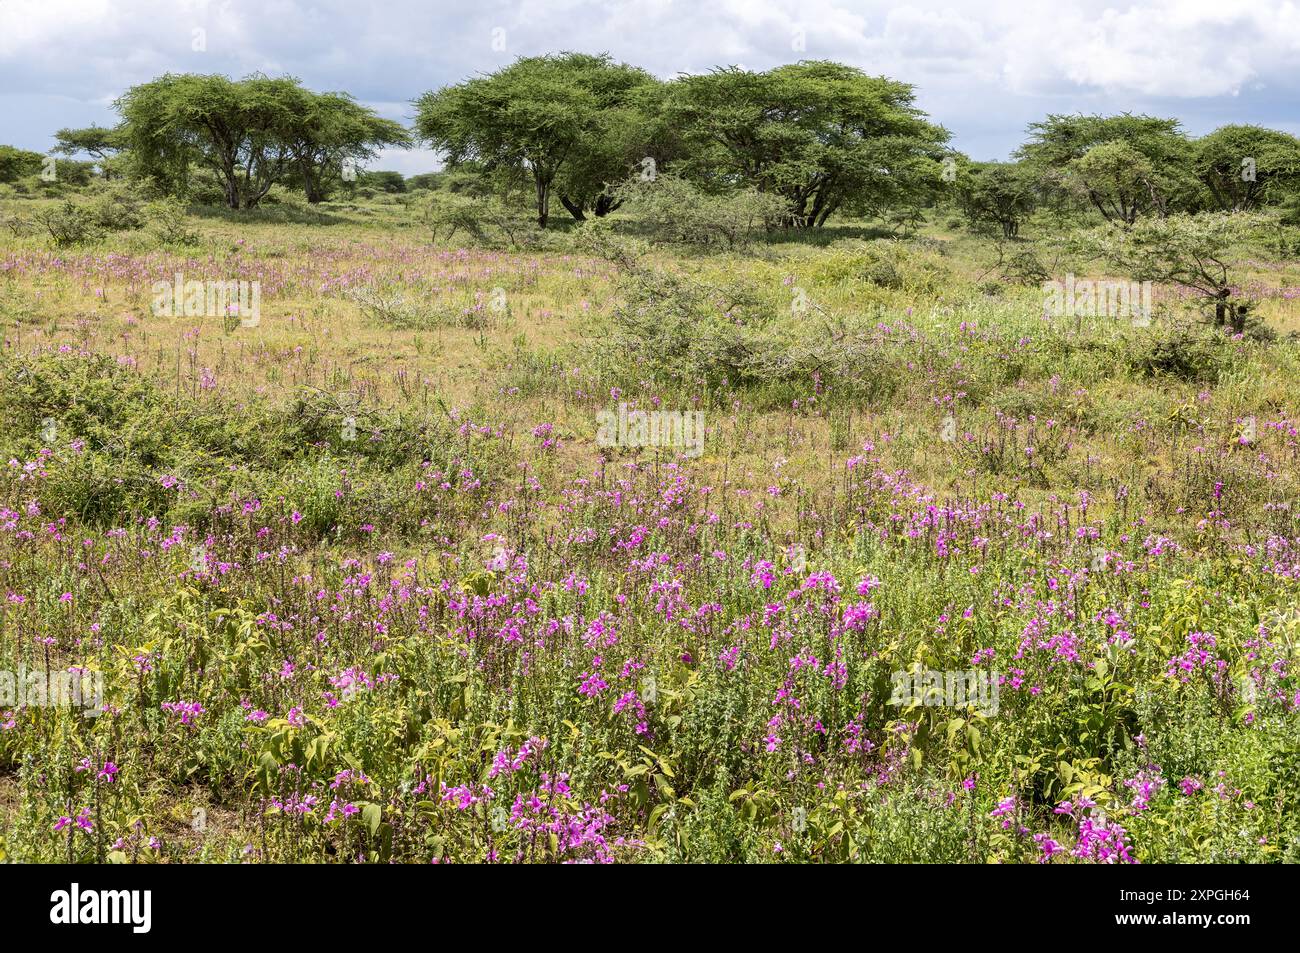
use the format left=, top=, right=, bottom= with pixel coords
left=2, top=0, right=1298, bottom=175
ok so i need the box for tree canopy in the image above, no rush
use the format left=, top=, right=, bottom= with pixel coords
left=662, top=61, right=950, bottom=228
left=52, top=126, right=127, bottom=162
left=1, top=58, right=1293, bottom=234
left=415, top=53, right=662, bottom=228
left=282, top=92, right=410, bottom=203
left=0, top=145, right=46, bottom=183
left=116, top=74, right=407, bottom=208
left=1192, top=125, right=1300, bottom=212
left=1072, top=211, right=1264, bottom=330
left=1019, top=114, right=1197, bottom=224
left=956, top=161, right=1038, bottom=238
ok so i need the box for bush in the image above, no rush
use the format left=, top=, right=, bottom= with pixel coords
left=82, top=179, right=150, bottom=230
left=46, top=159, right=96, bottom=188
left=2, top=207, right=36, bottom=237
left=804, top=240, right=953, bottom=295
left=261, top=184, right=310, bottom=209
left=0, top=352, right=499, bottom=536
left=31, top=201, right=101, bottom=247
left=1127, top=326, right=1237, bottom=382
left=147, top=196, right=202, bottom=246
left=184, top=167, right=228, bottom=206
left=420, top=192, right=539, bottom=248
left=611, top=174, right=789, bottom=250
left=580, top=226, right=907, bottom=406
left=0, top=145, right=45, bottom=183
left=1000, top=247, right=1051, bottom=285
left=359, top=170, right=406, bottom=193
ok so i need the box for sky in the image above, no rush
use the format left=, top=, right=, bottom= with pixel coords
left=2, top=0, right=1298, bottom=175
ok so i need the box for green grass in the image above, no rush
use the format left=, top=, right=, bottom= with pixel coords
left=0, top=195, right=1297, bottom=863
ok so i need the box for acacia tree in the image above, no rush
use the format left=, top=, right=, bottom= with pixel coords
left=283, top=92, right=410, bottom=203
left=415, top=53, right=658, bottom=228
left=956, top=161, right=1038, bottom=238
left=553, top=70, right=672, bottom=220
left=1073, top=212, right=1263, bottom=330
left=1019, top=114, right=1196, bottom=225
left=1193, top=125, right=1300, bottom=212
left=52, top=126, right=125, bottom=162
left=52, top=126, right=128, bottom=179
left=662, top=61, right=950, bottom=228
left=117, top=74, right=308, bottom=209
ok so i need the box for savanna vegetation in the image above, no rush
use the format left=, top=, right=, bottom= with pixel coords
left=1, top=54, right=1299, bottom=864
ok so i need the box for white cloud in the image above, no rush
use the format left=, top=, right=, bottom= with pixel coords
left=999, top=0, right=1300, bottom=98
left=1, top=0, right=1298, bottom=160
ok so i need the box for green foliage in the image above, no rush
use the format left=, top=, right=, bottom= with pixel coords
left=5, top=60, right=1300, bottom=868
left=415, top=53, right=660, bottom=228
left=610, top=174, right=788, bottom=249
left=404, top=172, right=442, bottom=191
left=30, top=201, right=102, bottom=247
left=1020, top=114, right=1198, bottom=224
left=1192, top=124, right=1300, bottom=212
left=420, top=191, right=540, bottom=248
left=82, top=178, right=152, bottom=230
left=146, top=195, right=203, bottom=246
left=116, top=73, right=408, bottom=209
left=956, top=161, right=1038, bottom=238
left=804, top=239, right=952, bottom=294
left=663, top=61, right=950, bottom=229
left=1071, top=211, right=1265, bottom=330
left=116, top=73, right=299, bottom=208
left=0, top=353, right=492, bottom=536
left=580, top=226, right=789, bottom=390
left=0, top=145, right=46, bottom=183
left=1126, top=326, right=1238, bottom=382
left=52, top=126, right=127, bottom=165
left=281, top=93, right=410, bottom=203
left=358, top=170, right=406, bottom=193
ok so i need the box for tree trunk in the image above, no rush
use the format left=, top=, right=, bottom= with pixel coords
left=534, top=176, right=551, bottom=229
left=793, top=194, right=812, bottom=228
left=594, top=194, right=619, bottom=217
left=807, top=189, right=830, bottom=229
left=301, top=162, right=324, bottom=204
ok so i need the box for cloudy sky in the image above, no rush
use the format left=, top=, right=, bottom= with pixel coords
left=2, top=0, right=1298, bottom=175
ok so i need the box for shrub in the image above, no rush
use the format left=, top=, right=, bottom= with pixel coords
left=31, top=201, right=101, bottom=247
left=147, top=196, right=202, bottom=245
left=420, top=192, right=539, bottom=248
left=184, top=167, right=228, bottom=206
left=804, top=240, right=953, bottom=295
left=611, top=174, right=789, bottom=250
left=1126, top=326, right=1237, bottom=382
left=0, top=145, right=45, bottom=183
left=82, top=179, right=150, bottom=231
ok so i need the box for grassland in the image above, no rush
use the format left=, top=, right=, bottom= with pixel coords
left=1, top=193, right=1298, bottom=863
